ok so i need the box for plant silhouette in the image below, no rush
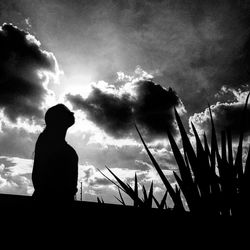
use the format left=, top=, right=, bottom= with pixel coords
left=100, top=94, right=250, bottom=217
left=32, top=104, right=78, bottom=207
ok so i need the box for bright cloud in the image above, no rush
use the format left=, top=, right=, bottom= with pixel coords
left=189, top=88, right=250, bottom=138
left=0, top=156, right=33, bottom=195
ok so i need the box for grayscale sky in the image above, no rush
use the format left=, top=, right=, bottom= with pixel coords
left=0, top=0, right=249, bottom=205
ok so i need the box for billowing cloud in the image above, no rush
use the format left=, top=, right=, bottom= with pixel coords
left=4, top=0, right=250, bottom=118
left=0, top=23, right=60, bottom=122
left=190, top=88, right=250, bottom=138
left=190, top=102, right=250, bottom=136
left=67, top=79, right=185, bottom=139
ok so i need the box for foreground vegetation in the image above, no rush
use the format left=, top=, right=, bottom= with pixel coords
left=100, top=94, right=250, bottom=217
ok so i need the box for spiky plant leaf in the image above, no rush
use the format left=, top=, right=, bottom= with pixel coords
left=142, top=185, right=147, bottom=202
left=160, top=191, right=168, bottom=210
left=227, top=129, right=233, bottom=166
left=114, top=196, right=124, bottom=205
left=166, top=126, right=194, bottom=190
left=221, top=131, right=227, bottom=162
left=115, top=188, right=126, bottom=206
left=241, top=145, right=250, bottom=214
left=152, top=195, right=160, bottom=208
left=105, top=167, right=134, bottom=194
left=147, top=181, right=154, bottom=208
left=203, top=133, right=211, bottom=156
left=191, top=123, right=211, bottom=195
left=98, top=167, right=144, bottom=206
left=244, top=146, right=250, bottom=178
left=166, top=125, right=201, bottom=209
left=173, top=171, right=193, bottom=212
left=234, top=93, right=250, bottom=183
left=174, top=109, right=199, bottom=179
left=152, top=190, right=168, bottom=210
left=97, top=197, right=104, bottom=204
left=208, top=103, right=220, bottom=171
left=191, top=122, right=204, bottom=155
left=141, top=183, right=154, bottom=208
left=97, top=168, right=126, bottom=193
left=134, top=173, right=139, bottom=207
left=135, top=123, right=185, bottom=212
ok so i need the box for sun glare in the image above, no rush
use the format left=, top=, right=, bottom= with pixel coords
left=62, top=73, right=93, bottom=98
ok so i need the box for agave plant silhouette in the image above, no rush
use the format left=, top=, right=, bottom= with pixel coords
left=99, top=93, right=250, bottom=216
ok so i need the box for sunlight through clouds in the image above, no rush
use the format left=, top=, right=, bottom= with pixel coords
left=0, top=0, right=250, bottom=207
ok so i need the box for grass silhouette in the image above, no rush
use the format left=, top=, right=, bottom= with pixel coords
left=99, top=93, right=250, bottom=217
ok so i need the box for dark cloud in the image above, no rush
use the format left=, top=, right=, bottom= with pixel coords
left=0, top=23, right=59, bottom=122
left=6, top=0, right=250, bottom=117
left=67, top=80, right=184, bottom=139
left=68, top=87, right=133, bottom=138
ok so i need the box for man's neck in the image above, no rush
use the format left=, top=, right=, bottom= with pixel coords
left=44, top=127, right=68, bottom=141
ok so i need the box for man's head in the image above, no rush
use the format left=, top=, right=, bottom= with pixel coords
left=45, top=104, right=75, bottom=129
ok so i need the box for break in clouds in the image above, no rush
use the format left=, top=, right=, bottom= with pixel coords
left=7, top=0, right=250, bottom=116
left=48, top=0, right=250, bottom=142
left=66, top=79, right=185, bottom=139
left=0, top=23, right=59, bottom=123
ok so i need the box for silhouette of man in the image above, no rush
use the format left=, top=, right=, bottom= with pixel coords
left=32, top=104, right=78, bottom=206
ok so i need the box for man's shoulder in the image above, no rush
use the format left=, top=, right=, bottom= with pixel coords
left=65, top=143, right=78, bottom=159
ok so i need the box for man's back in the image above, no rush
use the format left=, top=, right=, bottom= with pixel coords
left=32, top=131, right=78, bottom=201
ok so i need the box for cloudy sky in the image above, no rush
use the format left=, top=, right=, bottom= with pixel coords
left=0, top=0, right=250, bottom=205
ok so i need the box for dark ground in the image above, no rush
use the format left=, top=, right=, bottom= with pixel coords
left=0, top=193, right=244, bottom=245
